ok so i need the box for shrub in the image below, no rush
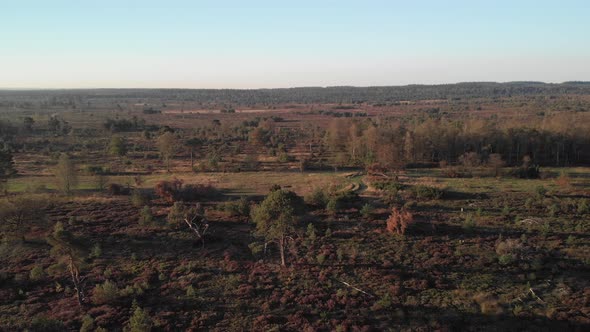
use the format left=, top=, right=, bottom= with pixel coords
left=29, top=265, right=45, bottom=281
left=336, top=247, right=345, bottom=262
left=462, top=214, right=476, bottom=232
left=305, top=188, right=328, bottom=208
left=306, top=223, right=317, bottom=242
left=501, top=204, right=511, bottom=217
left=577, top=199, right=589, bottom=214
left=566, top=235, right=576, bottom=246
left=386, top=207, right=414, bottom=235
left=524, top=198, right=534, bottom=210
left=130, top=189, right=149, bottom=207
left=548, top=203, right=559, bottom=217
left=221, top=197, right=250, bottom=217
left=514, top=160, right=540, bottom=179
left=535, top=185, right=547, bottom=198
left=29, top=317, right=66, bottom=331
left=167, top=202, right=188, bottom=227
left=360, top=203, right=374, bottom=218
left=495, top=238, right=523, bottom=256
left=155, top=178, right=218, bottom=203
left=68, top=216, right=79, bottom=226
left=326, top=197, right=340, bottom=215
left=476, top=207, right=483, bottom=217
left=178, top=183, right=219, bottom=201
left=373, top=294, right=393, bottom=310
left=555, top=171, right=571, bottom=188
left=248, top=242, right=264, bottom=256
left=90, top=243, right=102, bottom=258
left=80, top=315, right=95, bottom=332
left=316, top=253, right=326, bottom=265
left=127, top=305, right=152, bottom=332
left=155, top=178, right=183, bottom=203
left=372, top=180, right=404, bottom=192
left=186, top=285, right=197, bottom=297
left=85, top=165, right=107, bottom=175
left=139, top=206, right=155, bottom=226
left=495, top=239, right=523, bottom=265
left=93, top=280, right=120, bottom=304
left=409, top=185, right=444, bottom=200
left=498, top=254, right=515, bottom=265
left=540, top=221, right=551, bottom=237
left=108, top=183, right=130, bottom=196
left=326, top=191, right=358, bottom=214
left=277, top=152, right=291, bottom=163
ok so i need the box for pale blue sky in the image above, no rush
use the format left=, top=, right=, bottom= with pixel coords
left=1, top=0, right=589, bottom=88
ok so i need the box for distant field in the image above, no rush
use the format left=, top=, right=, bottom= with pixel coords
left=6, top=170, right=355, bottom=196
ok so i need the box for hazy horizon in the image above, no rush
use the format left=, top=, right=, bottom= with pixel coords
left=2, top=80, right=590, bottom=92
left=2, top=0, right=589, bottom=89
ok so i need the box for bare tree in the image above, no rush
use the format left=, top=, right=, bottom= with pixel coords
left=46, top=223, right=88, bottom=306
left=168, top=202, right=210, bottom=248
left=183, top=203, right=210, bottom=249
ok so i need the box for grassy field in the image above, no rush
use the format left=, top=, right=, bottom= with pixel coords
left=6, top=170, right=356, bottom=197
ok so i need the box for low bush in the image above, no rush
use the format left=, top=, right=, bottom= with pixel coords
left=305, top=188, right=328, bottom=208
left=178, top=183, right=219, bottom=201
left=386, top=207, right=414, bottom=235
left=127, top=305, right=152, bottom=332
left=325, top=191, right=358, bottom=214
left=29, top=265, right=45, bottom=281
left=130, top=189, right=150, bottom=207
left=155, top=179, right=183, bottom=203
left=462, top=214, right=476, bottom=232
left=139, top=206, right=155, bottom=226
left=220, top=197, right=250, bottom=217
left=29, top=317, right=66, bottom=331
left=85, top=165, right=109, bottom=175
left=372, top=180, right=404, bottom=192
left=578, top=199, right=589, bottom=214
left=408, top=185, right=444, bottom=200
left=155, top=178, right=218, bottom=203
left=509, top=165, right=540, bottom=179
left=80, top=315, right=95, bottom=332
left=360, top=203, right=374, bottom=218
left=92, top=280, right=120, bottom=305
left=108, top=183, right=130, bottom=196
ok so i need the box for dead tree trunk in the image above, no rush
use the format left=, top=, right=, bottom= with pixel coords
left=68, top=255, right=84, bottom=306
left=184, top=206, right=209, bottom=249
left=279, top=235, right=286, bottom=266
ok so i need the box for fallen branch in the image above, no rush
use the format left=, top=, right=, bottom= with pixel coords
left=334, top=279, right=375, bottom=298
left=529, top=288, right=545, bottom=304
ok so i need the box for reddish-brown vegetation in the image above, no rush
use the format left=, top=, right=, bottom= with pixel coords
left=386, top=207, right=414, bottom=235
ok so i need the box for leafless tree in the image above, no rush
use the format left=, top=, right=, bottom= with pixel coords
left=183, top=203, right=209, bottom=249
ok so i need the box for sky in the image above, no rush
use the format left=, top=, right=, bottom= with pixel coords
left=1, top=0, right=589, bottom=89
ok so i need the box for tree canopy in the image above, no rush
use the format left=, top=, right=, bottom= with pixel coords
left=251, top=188, right=305, bottom=266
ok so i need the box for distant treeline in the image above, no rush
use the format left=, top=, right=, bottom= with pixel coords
left=2, top=82, right=590, bottom=105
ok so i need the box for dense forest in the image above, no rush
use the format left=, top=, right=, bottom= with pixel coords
left=2, top=82, right=590, bottom=106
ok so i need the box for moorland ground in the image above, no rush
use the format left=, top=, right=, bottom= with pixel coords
left=0, top=84, right=589, bottom=331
